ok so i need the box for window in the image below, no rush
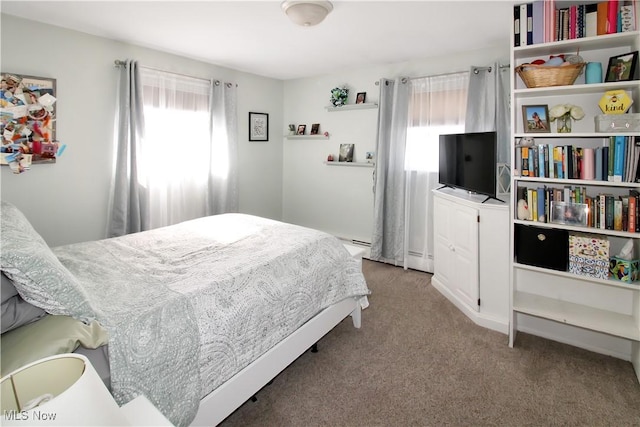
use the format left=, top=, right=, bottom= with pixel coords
left=405, top=72, right=469, bottom=172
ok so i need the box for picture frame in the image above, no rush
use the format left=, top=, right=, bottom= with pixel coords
left=356, top=92, right=366, bottom=104
left=604, top=51, right=639, bottom=82
left=339, top=143, right=354, bottom=162
left=297, top=124, right=306, bottom=135
left=310, top=123, right=320, bottom=135
left=522, top=104, right=550, bottom=133
left=0, top=72, right=58, bottom=168
left=550, top=201, right=588, bottom=227
left=249, top=112, right=269, bottom=141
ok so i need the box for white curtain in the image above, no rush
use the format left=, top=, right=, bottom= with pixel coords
left=107, top=64, right=237, bottom=236
left=405, top=72, right=469, bottom=272
left=466, top=63, right=511, bottom=194
left=370, top=77, right=410, bottom=266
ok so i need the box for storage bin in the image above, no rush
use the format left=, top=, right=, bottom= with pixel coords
left=568, top=234, right=610, bottom=279
left=515, top=62, right=585, bottom=88
left=595, top=113, right=640, bottom=132
left=609, top=256, right=639, bottom=283
left=515, top=224, right=569, bottom=271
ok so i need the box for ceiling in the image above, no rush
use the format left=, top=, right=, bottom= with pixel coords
left=1, top=0, right=517, bottom=80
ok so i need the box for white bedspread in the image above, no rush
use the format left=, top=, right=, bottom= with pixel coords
left=53, top=214, right=370, bottom=426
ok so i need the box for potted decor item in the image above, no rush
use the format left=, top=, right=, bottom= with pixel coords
left=330, top=86, right=349, bottom=107
left=549, top=103, right=585, bottom=133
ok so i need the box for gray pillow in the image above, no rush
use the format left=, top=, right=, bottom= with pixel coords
left=1, top=295, right=46, bottom=334
left=1, top=272, right=18, bottom=304
left=0, top=201, right=95, bottom=323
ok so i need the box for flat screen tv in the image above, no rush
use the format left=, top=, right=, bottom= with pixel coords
left=438, top=131, right=497, bottom=198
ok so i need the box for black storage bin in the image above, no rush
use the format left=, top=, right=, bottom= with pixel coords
left=515, top=224, right=569, bottom=271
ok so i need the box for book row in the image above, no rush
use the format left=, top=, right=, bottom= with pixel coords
left=513, top=0, right=637, bottom=47
left=517, top=185, right=640, bottom=232
left=516, top=136, right=640, bottom=183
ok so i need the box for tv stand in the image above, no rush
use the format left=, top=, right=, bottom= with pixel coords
left=435, top=185, right=505, bottom=204
left=480, top=195, right=506, bottom=204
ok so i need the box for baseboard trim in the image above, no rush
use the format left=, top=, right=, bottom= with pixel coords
left=431, top=276, right=509, bottom=335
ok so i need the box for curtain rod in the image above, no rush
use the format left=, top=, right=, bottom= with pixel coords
left=375, top=64, right=510, bottom=85
left=114, top=60, right=236, bottom=87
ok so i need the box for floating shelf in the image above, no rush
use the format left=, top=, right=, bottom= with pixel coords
left=285, top=135, right=329, bottom=140
left=325, top=103, right=378, bottom=112
left=324, top=161, right=374, bottom=168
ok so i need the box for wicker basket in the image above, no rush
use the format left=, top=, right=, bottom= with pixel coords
left=515, top=62, right=585, bottom=88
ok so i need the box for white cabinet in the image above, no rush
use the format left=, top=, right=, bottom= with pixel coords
left=509, top=6, right=640, bottom=383
left=432, top=187, right=509, bottom=333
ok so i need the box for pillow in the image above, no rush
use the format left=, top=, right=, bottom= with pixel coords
left=1, top=272, right=18, bottom=304
left=1, top=295, right=47, bottom=334
left=2, top=272, right=47, bottom=334
left=0, top=315, right=109, bottom=377
left=0, top=201, right=95, bottom=322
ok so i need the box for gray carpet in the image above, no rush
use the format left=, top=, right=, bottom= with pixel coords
left=221, top=260, right=640, bottom=426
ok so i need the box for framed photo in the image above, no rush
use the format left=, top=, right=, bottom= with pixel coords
left=339, top=143, right=354, bottom=162
left=356, top=92, right=366, bottom=104
left=550, top=201, right=588, bottom=226
left=522, top=104, right=550, bottom=133
left=310, top=123, right=320, bottom=135
left=297, top=124, right=306, bottom=135
left=0, top=72, right=58, bottom=169
left=604, top=51, right=639, bottom=82
left=249, top=112, right=268, bottom=141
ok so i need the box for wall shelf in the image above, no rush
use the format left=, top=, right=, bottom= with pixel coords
left=285, top=135, right=329, bottom=140
left=324, top=161, right=374, bottom=168
left=325, top=103, right=378, bottom=112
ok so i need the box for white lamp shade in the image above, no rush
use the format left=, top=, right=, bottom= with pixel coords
left=1, top=354, right=128, bottom=426
left=282, top=1, right=333, bottom=26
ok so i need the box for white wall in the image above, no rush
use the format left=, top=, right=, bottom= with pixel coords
left=282, top=45, right=509, bottom=243
left=1, top=15, right=284, bottom=247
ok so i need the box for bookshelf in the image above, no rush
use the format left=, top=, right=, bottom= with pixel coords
left=509, top=1, right=640, bottom=383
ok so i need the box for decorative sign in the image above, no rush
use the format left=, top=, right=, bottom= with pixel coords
left=599, top=89, right=634, bottom=115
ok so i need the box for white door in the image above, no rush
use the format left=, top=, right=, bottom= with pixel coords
left=451, top=204, right=479, bottom=310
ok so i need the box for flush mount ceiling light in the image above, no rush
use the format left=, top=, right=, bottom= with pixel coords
left=281, top=1, right=333, bottom=27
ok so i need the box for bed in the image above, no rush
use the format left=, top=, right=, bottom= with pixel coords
left=0, top=200, right=370, bottom=426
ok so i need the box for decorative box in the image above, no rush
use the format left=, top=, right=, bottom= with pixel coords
left=609, top=256, right=640, bottom=283
left=568, top=234, right=610, bottom=279
left=594, top=113, right=640, bottom=132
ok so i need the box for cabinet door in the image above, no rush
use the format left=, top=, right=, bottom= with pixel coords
left=451, top=204, right=479, bottom=310
left=433, top=197, right=452, bottom=286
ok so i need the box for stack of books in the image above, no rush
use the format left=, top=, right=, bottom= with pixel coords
left=514, top=0, right=637, bottom=47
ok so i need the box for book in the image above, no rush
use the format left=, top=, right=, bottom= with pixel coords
left=521, top=146, right=530, bottom=177
left=532, top=0, right=544, bottom=44
left=597, top=1, right=609, bottom=35
left=614, top=135, right=625, bottom=182
left=521, top=4, right=529, bottom=45
left=595, top=147, right=603, bottom=181
left=599, top=193, right=607, bottom=229
left=620, top=3, right=637, bottom=32
left=585, top=3, right=598, bottom=37
left=608, top=136, right=615, bottom=181
left=527, top=188, right=535, bottom=220
left=537, top=187, right=546, bottom=222
left=607, top=0, right=619, bottom=34
left=629, top=194, right=637, bottom=232
left=526, top=2, right=534, bottom=45
left=614, top=199, right=623, bottom=231
left=606, top=194, right=615, bottom=229
left=514, top=5, right=521, bottom=47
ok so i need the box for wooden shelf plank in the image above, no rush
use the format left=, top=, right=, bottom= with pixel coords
left=324, top=161, right=373, bottom=167
left=325, top=103, right=378, bottom=112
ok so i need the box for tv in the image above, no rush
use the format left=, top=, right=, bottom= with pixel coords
left=438, top=131, right=497, bottom=199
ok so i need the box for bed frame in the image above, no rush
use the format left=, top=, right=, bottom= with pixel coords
left=191, top=297, right=363, bottom=426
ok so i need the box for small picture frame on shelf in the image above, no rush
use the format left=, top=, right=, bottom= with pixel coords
left=339, top=143, right=354, bottom=162
left=550, top=202, right=588, bottom=227
left=522, top=105, right=550, bottom=133
left=356, top=92, right=366, bottom=104
left=604, top=51, right=639, bottom=82
left=365, top=151, right=375, bottom=163
left=310, top=123, right=320, bottom=135
left=297, top=124, right=306, bottom=135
